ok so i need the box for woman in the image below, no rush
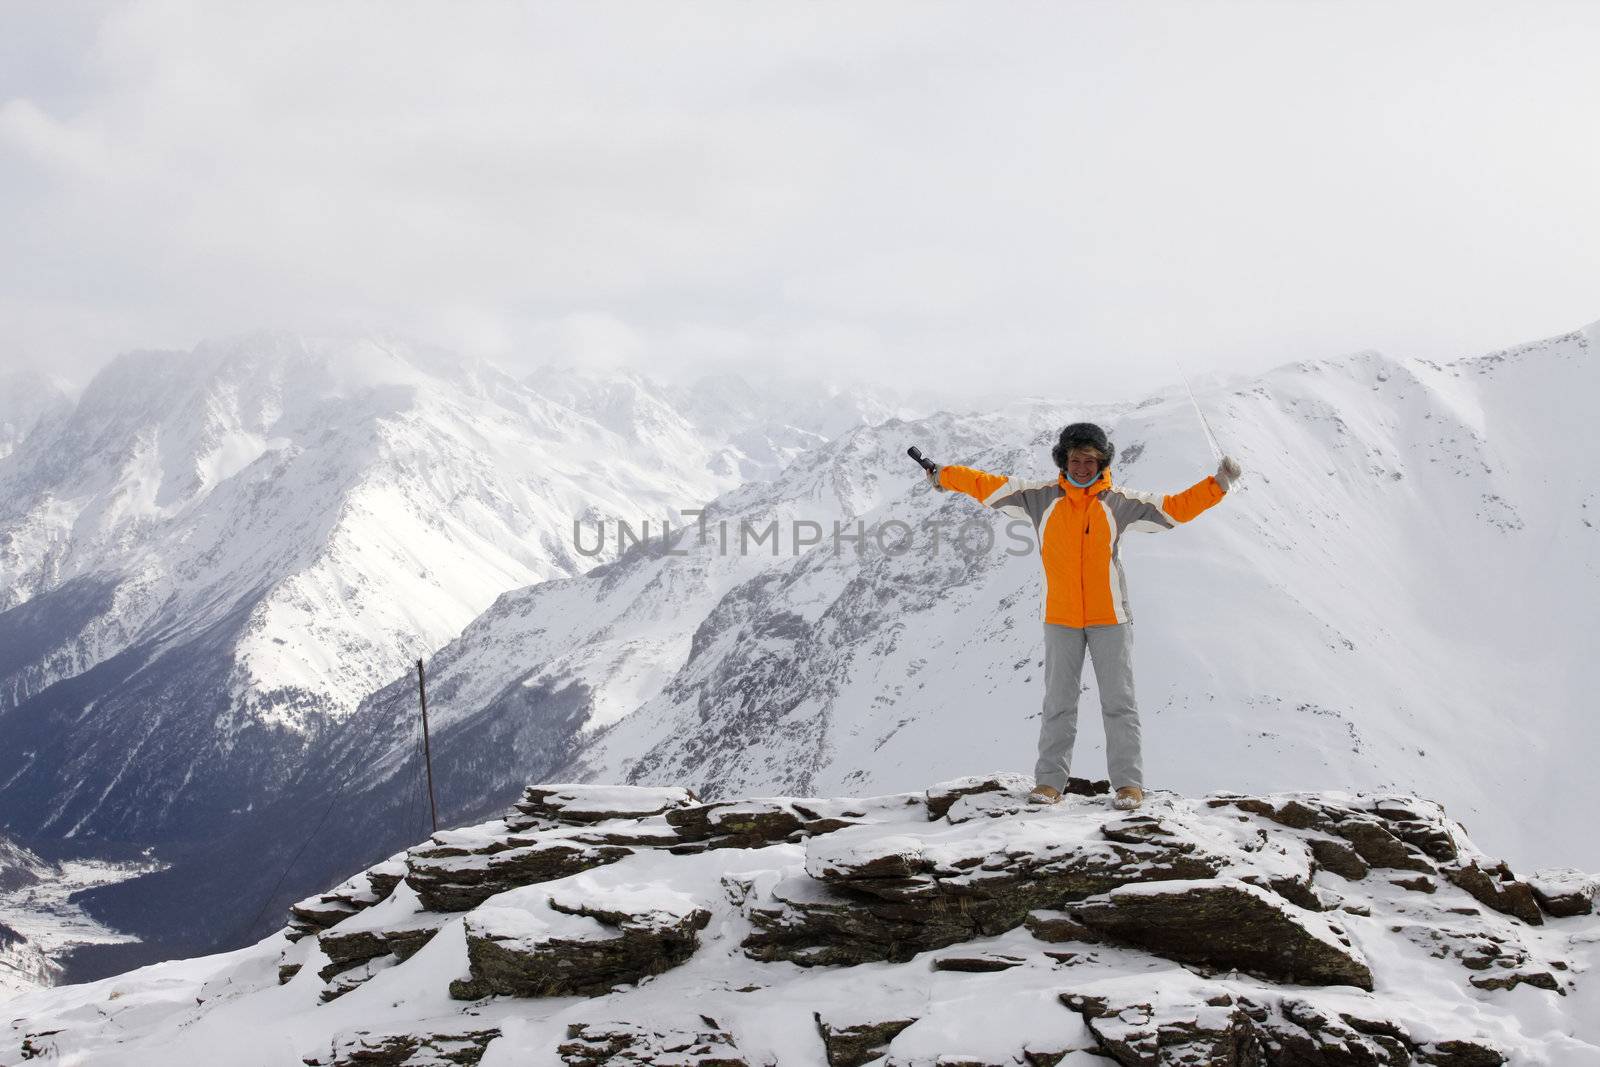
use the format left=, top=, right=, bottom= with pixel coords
left=925, top=423, right=1240, bottom=810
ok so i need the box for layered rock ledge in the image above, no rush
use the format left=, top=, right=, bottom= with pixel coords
left=8, top=777, right=1599, bottom=1066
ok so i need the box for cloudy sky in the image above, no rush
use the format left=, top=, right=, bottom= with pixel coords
left=3, top=1, right=1599, bottom=400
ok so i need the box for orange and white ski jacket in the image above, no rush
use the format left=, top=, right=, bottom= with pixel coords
left=937, top=464, right=1226, bottom=628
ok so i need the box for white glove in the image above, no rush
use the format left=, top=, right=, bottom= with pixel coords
left=1216, top=455, right=1242, bottom=491
left=925, top=464, right=945, bottom=491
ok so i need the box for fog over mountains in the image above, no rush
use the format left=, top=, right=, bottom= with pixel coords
left=0, top=323, right=1594, bottom=992
left=0, top=370, right=71, bottom=462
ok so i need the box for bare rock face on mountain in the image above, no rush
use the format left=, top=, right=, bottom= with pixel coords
left=7, top=781, right=1597, bottom=1065
left=288, top=862, right=403, bottom=943
left=516, top=784, right=699, bottom=825
left=1527, top=868, right=1598, bottom=918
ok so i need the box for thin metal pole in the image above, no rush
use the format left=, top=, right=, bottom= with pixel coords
left=417, top=658, right=438, bottom=833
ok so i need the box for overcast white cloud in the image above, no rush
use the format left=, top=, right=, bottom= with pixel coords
left=3, top=0, right=1599, bottom=399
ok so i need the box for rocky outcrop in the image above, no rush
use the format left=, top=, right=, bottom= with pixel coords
left=449, top=886, right=711, bottom=999
left=287, top=854, right=408, bottom=942
left=403, top=785, right=923, bottom=911
left=318, top=921, right=440, bottom=977
left=1528, top=867, right=1598, bottom=918
left=924, top=772, right=1107, bottom=820
left=812, top=1012, right=917, bottom=1067
left=406, top=834, right=634, bottom=912
left=313, top=915, right=444, bottom=1001
left=172, top=781, right=1585, bottom=1065
left=304, top=1027, right=501, bottom=1066
left=1060, top=984, right=1511, bottom=1066
left=742, top=804, right=1222, bottom=967
left=511, top=784, right=699, bottom=826
left=1063, top=988, right=1267, bottom=1066
left=557, top=1020, right=747, bottom=1066
left=664, top=793, right=924, bottom=851
left=1069, top=878, right=1373, bottom=989
left=1443, top=861, right=1543, bottom=926
left=1388, top=914, right=1563, bottom=994
left=1206, top=792, right=1573, bottom=928
left=403, top=785, right=707, bottom=914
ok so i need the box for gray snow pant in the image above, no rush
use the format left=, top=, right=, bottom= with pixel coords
left=1036, top=622, right=1143, bottom=791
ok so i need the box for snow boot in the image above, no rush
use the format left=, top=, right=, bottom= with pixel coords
left=1113, top=786, right=1143, bottom=811
left=1028, top=784, right=1063, bottom=805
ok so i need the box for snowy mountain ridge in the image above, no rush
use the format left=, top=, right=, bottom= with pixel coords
left=0, top=333, right=899, bottom=732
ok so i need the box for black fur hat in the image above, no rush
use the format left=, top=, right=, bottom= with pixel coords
left=1051, top=422, right=1114, bottom=473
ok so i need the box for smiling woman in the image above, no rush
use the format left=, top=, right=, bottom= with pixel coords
left=926, top=420, right=1240, bottom=810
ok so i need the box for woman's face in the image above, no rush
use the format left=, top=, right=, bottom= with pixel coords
left=1066, top=448, right=1102, bottom=484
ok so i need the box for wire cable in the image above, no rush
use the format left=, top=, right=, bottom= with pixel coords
left=1175, top=358, right=1224, bottom=462
left=234, top=770, right=349, bottom=947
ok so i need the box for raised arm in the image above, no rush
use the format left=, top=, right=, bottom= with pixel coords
left=1105, top=458, right=1241, bottom=533
left=936, top=464, right=1012, bottom=505
left=933, top=464, right=1059, bottom=526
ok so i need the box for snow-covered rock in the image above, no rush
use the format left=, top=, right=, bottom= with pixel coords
left=1069, top=878, right=1374, bottom=989
left=6, top=780, right=1598, bottom=1064
left=450, top=882, right=711, bottom=999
